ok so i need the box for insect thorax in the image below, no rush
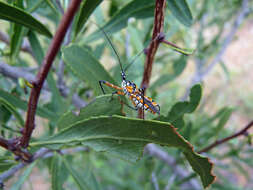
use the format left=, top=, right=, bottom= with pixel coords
left=122, top=80, right=137, bottom=96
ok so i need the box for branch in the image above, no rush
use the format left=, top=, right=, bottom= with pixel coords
left=198, top=120, right=253, bottom=154
left=0, top=31, right=33, bottom=55
left=0, top=61, right=86, bottom=109
left=0, top=137, right=32, bottom=162
left=200, top=0, right=249, bottom=77
left=0, top=61, right=36, bottom=84
left=151, top=172, right=160, bottom=190
left=20, top=0, right=82, bottom=148
left=145, top=144, right=201, bottom=189
left=181, top=0, right=249, bottom=100
left=138, top=0, right=166, bottom=118
left=0, top=147, right=88, bottom=185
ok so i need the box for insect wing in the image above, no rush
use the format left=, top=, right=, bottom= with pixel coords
left=143, top=96, right=160, bottom=114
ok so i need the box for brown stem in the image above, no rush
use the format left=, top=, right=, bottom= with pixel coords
left=20, top=0, right=82, bottom=148
left=0, top=137, right=32, bottom=162
left=198, top=120, right=253, bottom=154
left=0, top=137, right=9, bottom=150
left=138, top=0, right=166, bottom=118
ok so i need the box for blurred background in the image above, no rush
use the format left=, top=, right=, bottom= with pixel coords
left=0, top=0, right=253, bottom=189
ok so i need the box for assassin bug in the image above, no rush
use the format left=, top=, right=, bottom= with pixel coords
left=96, top=23, right=160, bottom=115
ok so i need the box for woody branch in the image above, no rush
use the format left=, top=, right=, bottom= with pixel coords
left=138, top=0, right=166, bottom=118
left=20, top=0, right=82, bottom=148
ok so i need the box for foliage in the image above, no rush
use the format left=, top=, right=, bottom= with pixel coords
left=0, top=0, right=252, bottom=189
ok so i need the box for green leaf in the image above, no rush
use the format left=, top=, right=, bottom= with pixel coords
left=57, top=95, right=123, bottom=130
left=166, top=0, right=193, bottom=27
left=63, top=157, right=90, bottom=190
left=165, top=84, right=202, bottom=129
left=183, top=152, right=215, bottom=189
left=74, top=0, right=103, bottom=37
left=10, top=26, right=27, bottom=62
left=214, top=107, right=233, bottom=138
left=45, top=0, right=59, bottom=16
left=0, top=157, right=16, bottom=173
left=0, top=89, right=57, bottom=120
left=62, top=44, right=116, bottom=95
left=32, top=115, right=215, bottom=188
left=10, top=162, right=36, bottom=190
left=0, top=1, right=52, bottom=38
left=0, top=98, right=24, bottom=127
left=51, top=154, right=68, bottom=190
left=84, top=0, right=155, bottom=43
left=27, top=31, right=44, bottom=64
left=0, top=105, right=12, bottom=124
left=9, top=1, right=27, bottom=62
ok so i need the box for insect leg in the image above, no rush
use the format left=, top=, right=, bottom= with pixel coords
left=139, top=88, right=145, bottom=119
left=110, top=90, right=124, bottom=101
left=99, top=80, right=123, bottom=94
left=99, top=80, right=106, bottom=94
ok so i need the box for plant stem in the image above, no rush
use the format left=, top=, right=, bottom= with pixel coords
left=0, top=137, right=32, bottom=162
left=20, top=0, right=82, bottom=148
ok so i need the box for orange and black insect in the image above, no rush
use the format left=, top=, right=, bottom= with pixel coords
left=97, top=23, right=160, bottom=115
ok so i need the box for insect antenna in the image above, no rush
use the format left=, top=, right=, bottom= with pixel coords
left=90, top=21, right=125, bottom=75
left=124, top=48, right=146, bottom=72
left=124, top=32, right=163, bottom=72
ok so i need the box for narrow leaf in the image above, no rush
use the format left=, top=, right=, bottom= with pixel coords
left=10, top=162, right=36, bottom=190
left=51, top=154, right=68, bottom=190
left=166, top=0, right=193, bottom=27
left=214, top=107, right=233, bottom=138
left=0, top=89, right=57, bottom=120
left=62, top=44, right=116, bottom=95
left=75, top=0, right=103, bottom=37
left=0, top=157, right=16, bottom=173
left=0, top=98, right=24, bottom=127
left=27, top=31, right=44, bottom=64
left=0, top=1, right=52, bottom=38
left=84, top=0, right=155, bottom=43
left=32, top=115, right=215, bottom=188
left=63, top=157, right=90, bottom=190
left=9, top=0, right=26, bottom=61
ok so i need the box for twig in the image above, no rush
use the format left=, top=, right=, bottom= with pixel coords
left=145, top=144, right=201, bottom=189
left=201, top=0, right=249, bottom=77
left=0, top=147, right=88, bottom=184
left=0, top=61, right=36, bottom=84
left=181, top=0, right=249, bottom=100
left=198, top=120, right=253, bottom=154
left=55, top=0, right=65, bottom=14
left=20, top=0, right=82, bottom=148
left=151, top=172, right=160, bottom=190
left=164, top=174, right=176, bottom=190
left=0, top=61, right=86, bottom=108
left=0, top=137, right=32, bottom=162
left=138, top=0, right=166, bottom=118
left=0, top=31, right=33, bottom=55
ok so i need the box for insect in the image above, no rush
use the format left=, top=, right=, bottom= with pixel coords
left=97, top=23, right=160, bottom=115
